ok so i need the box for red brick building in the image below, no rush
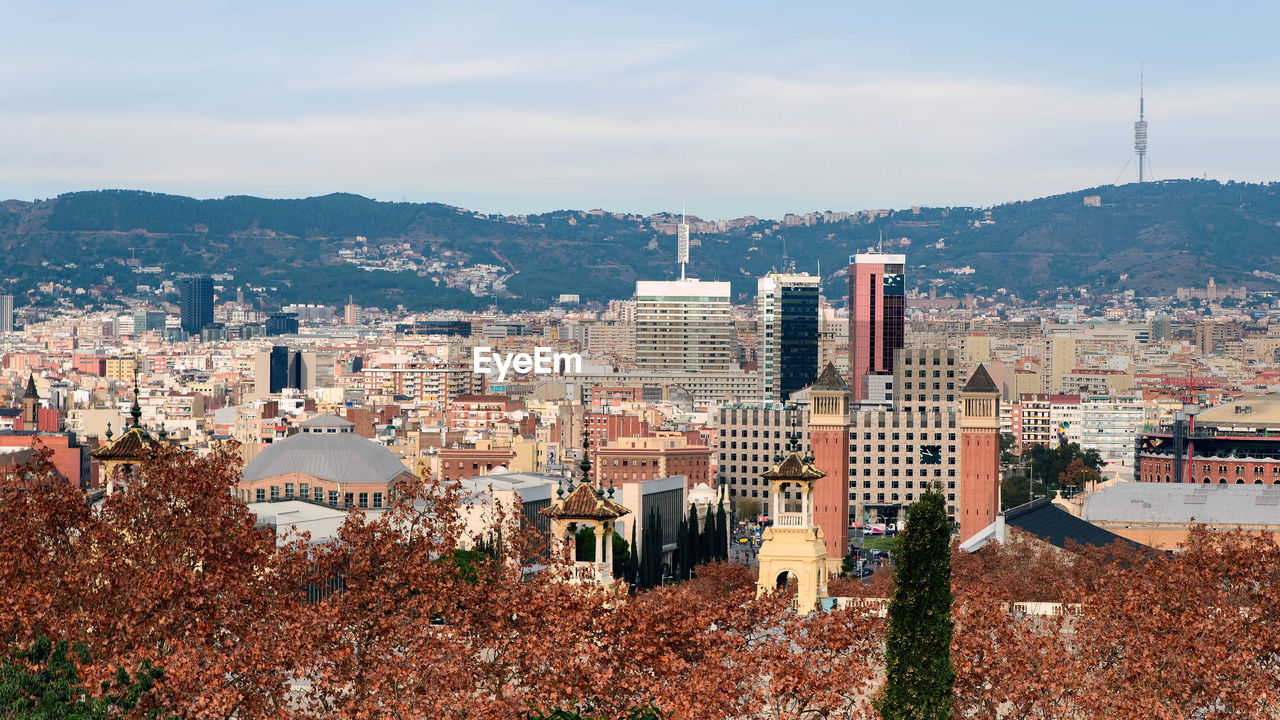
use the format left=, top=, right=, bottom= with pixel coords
left=437, top=446, right=519, bottom=482
left=583, top=412, right=649, bottom=456
left=447, top=394, right=525, bottom=433
left=594, top=436, right=714, bottom=488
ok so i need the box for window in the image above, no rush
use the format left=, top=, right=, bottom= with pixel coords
left=373, top=493, right=383, bottom=508
left=344, top=493, right=354, bottom=508
left=270, top=486, right=280, bottom=501
left=255, top=488, right=265, bottom=502
left=285, top=483, right=294, bottom=499
left=313, top=488, right=323, bottom=503
left=329, top=490, right=338, bottom=506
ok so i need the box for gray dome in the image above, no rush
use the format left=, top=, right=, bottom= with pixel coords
left=242, top=432, right=411, bottom=486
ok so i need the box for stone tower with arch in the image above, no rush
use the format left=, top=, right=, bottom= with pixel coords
left=755, top=441, right=829, bottom=614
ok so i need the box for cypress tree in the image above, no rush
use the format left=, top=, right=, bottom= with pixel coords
left=698, top=504, right=712, bottom=565
left=628, top=520, right=639, bottom=588
left=715, top=499, right=729, bottom=561
left=641, top=509, right=658, bottom=588
left=687, top=503, right=703, bottom=570
left=675, top=512, right=686, bottom=579
left=652, top=508, right=665, bottom=584
left=877, top=484, right=955, bottom=720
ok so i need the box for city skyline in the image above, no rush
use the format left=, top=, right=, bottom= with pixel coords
left=2, top=2, right=1279, bottom=218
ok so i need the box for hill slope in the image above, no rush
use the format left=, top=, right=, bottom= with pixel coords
left=2, top=179, right=1278, bottom=310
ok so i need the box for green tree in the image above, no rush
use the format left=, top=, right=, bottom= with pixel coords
left=0, top=636, right=171, bottom=719
left=610, top=531, right=629, bottom=580
left=575, top=526, right=596, bottom=562
left=999, top=433, right=1017, bottom=465
left=626, top=522, right=639, bottom=587
left=714, top=499, right=729, bottom=561
left=877, top=485, right=954, bottom=720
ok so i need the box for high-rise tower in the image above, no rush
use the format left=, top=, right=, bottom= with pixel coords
left=959, top=364, right=1001, bottom=544
left=0, top=294, right=13, bottom=334
left=634, top=280, right=732, bottom=371
left=180, top=275, right=214, bottom=337
left=757, top=271, right=820, bottom=403
left=1135, top=73, right=1148, bottom=183
left=808, top=362, right=851, bottom=567
left=848, top=252, right=906, bottom=405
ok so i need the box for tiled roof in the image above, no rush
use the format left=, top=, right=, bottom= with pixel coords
left=540, top=482, right=630, bottom=520
left=962, top=364, right=999, bottom=394
left=90, top=427, right=156, bottom=461
left=761, top=452, right=827, bottom=481
left=1006, top=498, right=1146, bottom=551
left=810, top=363, right=848, bottom=392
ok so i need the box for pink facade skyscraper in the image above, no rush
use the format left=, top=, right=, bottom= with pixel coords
left=847, top=253, right=906, bottom=405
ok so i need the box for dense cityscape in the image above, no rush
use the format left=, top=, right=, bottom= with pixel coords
left=4, top=207, right=1280, bottom=715
left=5, top=2, right=1280, bottom=718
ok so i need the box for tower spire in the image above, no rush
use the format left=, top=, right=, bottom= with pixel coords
left=130, top=366, right=142, bottom=428
left=1135, top=67, right=1148, bottom=183
left=677, top=202, right=690, bottom=281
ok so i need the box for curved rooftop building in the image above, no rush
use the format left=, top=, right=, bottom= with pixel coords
left=237, top=413, right=415, bottom=510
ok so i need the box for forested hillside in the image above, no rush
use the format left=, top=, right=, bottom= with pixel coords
left=2, top=179, right=1279, bottom=310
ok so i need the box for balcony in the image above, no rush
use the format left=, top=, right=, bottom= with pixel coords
left=774, top=513, right=808, bottom=528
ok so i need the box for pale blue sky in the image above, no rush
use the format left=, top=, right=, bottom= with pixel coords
left=2, top=1, right=1277, bottom=217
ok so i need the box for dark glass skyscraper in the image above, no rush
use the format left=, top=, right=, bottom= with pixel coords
left=758, top=272, right=820, bottom=402
left=180, top=275, right=214, bottom=337
left=848, top=253, right=905, bottom=405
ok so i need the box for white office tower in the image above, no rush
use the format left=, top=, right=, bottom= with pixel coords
left=0, top=295, right=12, bottom=333
left=634, top=279, right=732, bottom=371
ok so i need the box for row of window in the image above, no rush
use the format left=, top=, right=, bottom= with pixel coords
left=725, top=429, right=810, bottom=438
left=855, top=432, right=955, bottom=441
left=902, top=369, right=955, bottom=378
left=903, top=356, right=955, bottom=366
left=246, top=486, right=384, bottom=509
left=719, top=465, right=953, bottom=478
left=849, top=492, right=958, bottom=503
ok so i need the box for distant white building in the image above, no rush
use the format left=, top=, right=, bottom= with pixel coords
left=634, top=279, right=732, bottom=372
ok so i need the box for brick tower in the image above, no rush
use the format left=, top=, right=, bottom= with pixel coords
left=808, top=363, right=851, bottom=569
left=959, top=364, right=1001, bottom=544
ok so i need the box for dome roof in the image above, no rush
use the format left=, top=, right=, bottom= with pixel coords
left=687, top=482, right=716, bottom=504
left=242, top=431, right=412, bottom=486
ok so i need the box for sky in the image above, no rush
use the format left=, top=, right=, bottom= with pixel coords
left=2, top=1, right=1279, bottom=218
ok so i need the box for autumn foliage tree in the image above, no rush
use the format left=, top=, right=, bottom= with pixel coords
left=8, top=442, right=1280, bottom=718
left=0, top=443, right=310, bottom=719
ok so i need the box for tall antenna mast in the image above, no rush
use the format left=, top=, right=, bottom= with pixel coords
left=1134, top=67, right=1148, bottom=183
left=677, top=202, right=690, bottom=280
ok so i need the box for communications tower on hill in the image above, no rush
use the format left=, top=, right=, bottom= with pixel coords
left=1135, top=73, right=1148, bottom=183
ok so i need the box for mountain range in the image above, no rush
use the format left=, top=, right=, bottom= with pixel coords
left=2, top=179, right=1278, bottom=311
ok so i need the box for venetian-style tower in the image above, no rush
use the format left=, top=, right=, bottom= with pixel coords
left=808, top=363, right=851, bottom=569
left=958, top=364, right=1001, bottom=544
